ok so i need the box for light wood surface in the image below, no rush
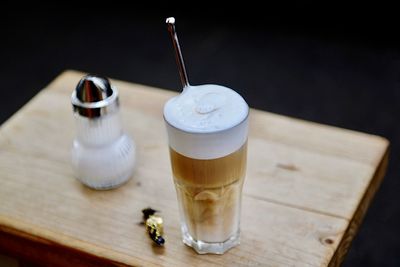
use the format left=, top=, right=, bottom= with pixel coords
left=0, top=70, right=388, bottom=266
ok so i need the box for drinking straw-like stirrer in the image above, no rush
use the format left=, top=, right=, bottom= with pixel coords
left=166, top=17, right=190, bottom=89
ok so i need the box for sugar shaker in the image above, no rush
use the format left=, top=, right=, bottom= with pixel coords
left=71, top=74, right=136, bottom=190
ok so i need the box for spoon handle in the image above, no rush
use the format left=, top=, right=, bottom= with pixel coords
left=166, top=17, right=190, bottom=89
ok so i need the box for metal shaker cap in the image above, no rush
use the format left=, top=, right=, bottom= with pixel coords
left=71, top=74, right=119, bottom=118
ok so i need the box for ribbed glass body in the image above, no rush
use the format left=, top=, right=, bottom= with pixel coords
left=71, top=112, right=135, bottom=190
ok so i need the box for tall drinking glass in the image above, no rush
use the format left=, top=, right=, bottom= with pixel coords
left=164, top=84, right=249, bottom=254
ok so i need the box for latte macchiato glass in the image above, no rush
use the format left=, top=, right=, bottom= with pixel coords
left=164, top=84, right=249, bottom=254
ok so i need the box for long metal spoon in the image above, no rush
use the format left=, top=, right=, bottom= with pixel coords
left=166, top=17, right=190, bottom=89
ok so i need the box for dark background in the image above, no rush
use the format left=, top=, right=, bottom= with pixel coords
left=1, top=3, right=399, bottom=266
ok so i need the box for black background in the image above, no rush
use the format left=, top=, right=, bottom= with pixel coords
left=1, top=2, right=399, bottom=266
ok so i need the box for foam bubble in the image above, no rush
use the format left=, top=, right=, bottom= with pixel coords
left=164, top=84, right=249, bottom=159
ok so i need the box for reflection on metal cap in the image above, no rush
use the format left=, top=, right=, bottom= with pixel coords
left=76, top=75, right=113, bottom=102
left=72, top=74, right=119, bottom=118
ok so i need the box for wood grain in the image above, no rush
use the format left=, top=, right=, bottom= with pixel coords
left=328, top=150, right=389, bottom=267
left=0, top=70, right=389, bottom=266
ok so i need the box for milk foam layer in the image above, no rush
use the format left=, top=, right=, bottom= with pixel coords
left=164, top=84, right=248, bottom=133
left=164, top=84, right=249, bottom=159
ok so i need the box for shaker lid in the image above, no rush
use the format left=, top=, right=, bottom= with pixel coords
left=72, top=74, right=119, bottom=118
left=76, top=75, right=113, bottom=102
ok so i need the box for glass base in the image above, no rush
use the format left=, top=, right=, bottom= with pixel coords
left=181, top=225, right=240, bottom=254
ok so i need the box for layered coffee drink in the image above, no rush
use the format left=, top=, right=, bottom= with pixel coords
left=170, top=142, right=247, bottom=243
left=164, top=84, right=249, bottom=254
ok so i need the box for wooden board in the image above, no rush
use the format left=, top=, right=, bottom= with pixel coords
left=0, top=70, right=388, bottom=266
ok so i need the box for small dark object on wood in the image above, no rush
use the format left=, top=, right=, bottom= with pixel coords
left=142, top=208, right=165, bottom=246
